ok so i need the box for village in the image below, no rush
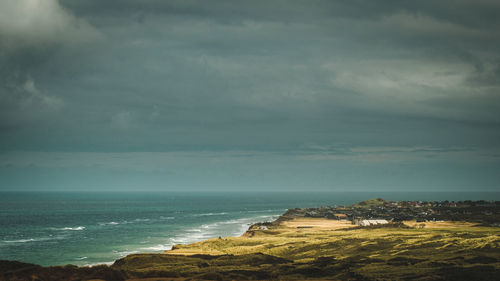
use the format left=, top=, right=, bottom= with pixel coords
left=281, top=198, right=500, bottom=226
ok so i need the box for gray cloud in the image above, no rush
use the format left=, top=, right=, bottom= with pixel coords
left=0, top=0, right=100, bottom=130
left=0, top=0, right=99, bottom=49
left=0, top=0, right=499, bottom=190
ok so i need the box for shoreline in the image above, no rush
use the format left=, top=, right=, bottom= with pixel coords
left=1, top=198, right=499, bottom=280
left=78, top=213, right=283, bottom=268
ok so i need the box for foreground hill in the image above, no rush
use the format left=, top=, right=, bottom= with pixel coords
left=1, top=199, right=499, bottom=280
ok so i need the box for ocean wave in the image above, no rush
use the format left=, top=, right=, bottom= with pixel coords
left=169, top=236, right=194, bottom=244
left=99, top=221, right=120, bottom=226
left=140, top=244, right=171, bottom=251
left=159, top=216, right=175, bottom=220
left=61, top=226, right=85, bottom=231
left=75, top=256, right=88, bottom=260
left=190, top=212, right=228, bottom=217
left=98, top=218, right=155, bottom=226
left=2, top=236, right=64, bottom=243
left=218, top=218, right=249, bottom=225
left=166, top=214, right=279, bottom=246
left=256, top=215, right=278, bottom=220
left=3, top=238, right=36, bottom=243
left=112, top=250, right=139, bottom=257
left=246, top=209, right=285, bottom=213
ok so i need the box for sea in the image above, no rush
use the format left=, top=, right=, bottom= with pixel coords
left=0, top=191, right=498, bottom=266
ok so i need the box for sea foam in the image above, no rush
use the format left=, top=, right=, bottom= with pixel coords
left=167, top=214, right=279, bottom=247
left=99, top=221, right=120, bottom=226
left=3, top=238, right=36, bottom=243
left=190, top=212, right=228, bottom=217
left=61, top=226, right=85, bottom=231
left=2, top=236, right=63, bottom=243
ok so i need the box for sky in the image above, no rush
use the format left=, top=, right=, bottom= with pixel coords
left=0, top=0, right=499, bottom=191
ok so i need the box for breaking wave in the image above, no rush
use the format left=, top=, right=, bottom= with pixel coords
left=60, top=226, right=85, bottom=231
left=190, top=212, right=228, bottom=217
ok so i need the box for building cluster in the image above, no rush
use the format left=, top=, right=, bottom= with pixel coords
left=283, top=200, right=500, bottom=226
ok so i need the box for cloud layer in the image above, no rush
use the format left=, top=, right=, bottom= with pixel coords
left=0, top=0, right=499, bottom=190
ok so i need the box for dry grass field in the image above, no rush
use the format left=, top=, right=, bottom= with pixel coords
left=280, top=217, right=355, bottom=229
left=402, top=220, right=479, bottom=228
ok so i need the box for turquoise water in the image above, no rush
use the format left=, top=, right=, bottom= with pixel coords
left=0, top=191, right=498, bottom=266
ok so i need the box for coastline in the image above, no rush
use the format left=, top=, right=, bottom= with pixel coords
left=1, top=191, right=302, bottom=267
left=81, top=213, right=282, bottom=267
left=1, top=198, right=500, bottom=281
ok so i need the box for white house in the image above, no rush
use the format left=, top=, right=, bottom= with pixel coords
left=359, top=219, right=389, bottom=226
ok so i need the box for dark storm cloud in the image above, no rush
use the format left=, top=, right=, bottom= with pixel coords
left=0, top=0, right=499, bottom=190
left=1, top=0, right=499, bottom=148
